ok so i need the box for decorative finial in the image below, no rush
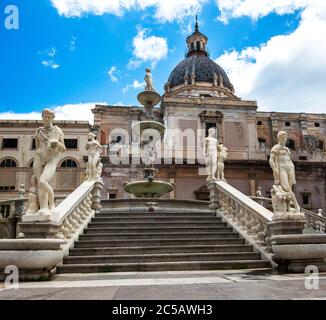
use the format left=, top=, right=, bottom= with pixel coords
left=195, top=15, right=199, bottom=32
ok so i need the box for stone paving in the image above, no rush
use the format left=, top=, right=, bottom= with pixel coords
left=0, top=269, right=325, bottom=300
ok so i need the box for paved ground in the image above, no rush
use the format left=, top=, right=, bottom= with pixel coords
left=0, top=268, right=325, bottom=300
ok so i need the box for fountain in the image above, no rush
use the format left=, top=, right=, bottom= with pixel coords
left=123, top=69, right=174, bottom=198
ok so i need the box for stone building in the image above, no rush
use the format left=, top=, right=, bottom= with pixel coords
left=93, top=22, right=326, bottom=213
left=0, top=120, right=91, bottom=216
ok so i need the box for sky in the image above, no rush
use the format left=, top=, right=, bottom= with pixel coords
left=0, top=0, right=325, bottom=123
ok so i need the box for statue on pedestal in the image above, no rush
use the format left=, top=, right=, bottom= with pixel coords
left=269, top=131, right=303, bottom=220
left=26, top=109, right=66, bottom=218
left=216, top=144, right=228, bottom=181
left=144, top=68, right=155, bottom=92
left=85, top=132, right=103, bottom=182
left=142, top=136, right=156, bottom=168
left=204, top=128, right=218, bottom=181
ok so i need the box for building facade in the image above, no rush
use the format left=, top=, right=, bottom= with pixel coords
left=93, top=23, right=326, bottom=213
left=0, top=120, right=91, bottom=209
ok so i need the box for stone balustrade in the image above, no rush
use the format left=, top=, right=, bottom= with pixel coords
left=302, top=208, right=326, bottom=233
left=53, top=180, right=103, bottom=253
left=208, top=180, right=273, bottom=254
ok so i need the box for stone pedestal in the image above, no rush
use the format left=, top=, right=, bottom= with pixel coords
left=0, top=239, right=64, bottom=281
left=207, top=181, right=220, bottom=211
left=271, top=234, right=326, bottom=273
left=269, top=219, right=306, bottom=236
left=92, top=180, right=104, bottom=211
left=19, top=220, right=61, bottom=239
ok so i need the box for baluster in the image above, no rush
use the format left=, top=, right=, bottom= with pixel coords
left=257, top=218, right=267, bottom=245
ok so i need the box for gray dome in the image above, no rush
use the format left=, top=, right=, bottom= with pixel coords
left=168, top=55, right=233, bottom=91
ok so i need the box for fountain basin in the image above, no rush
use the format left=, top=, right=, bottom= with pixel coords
left=123, top=180, right=174, bottom=198
left=137, top=91, right=161, bottom=108
left=132, top=121, right=166, bottom=138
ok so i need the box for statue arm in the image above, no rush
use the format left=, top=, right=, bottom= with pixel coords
left=57, top=129, right=66, bottom=153
left=34, top=130, right=40, bottom=149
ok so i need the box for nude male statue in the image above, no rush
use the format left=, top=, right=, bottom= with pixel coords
left=144, top=68, right=155, bottom=92
left=32, top=109, right=66, bottom=216
left=269, top=131, right=300, bottom=213
left=204, top=128, right=218, bottom=181
left=85, top=132, right=103, bottom=181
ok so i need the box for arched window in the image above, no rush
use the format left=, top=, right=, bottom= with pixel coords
left=57, top=159, right=79, bottom=190
left=286, top=139, right=296, bottom=150
left=0, top=158, right=18, bottom=191
left=60, top=159, right=78, bottom=168
left=0, top=159, right=17, bottom=168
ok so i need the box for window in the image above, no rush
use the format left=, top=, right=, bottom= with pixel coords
left=0, top=159, right=17, bottom=168
left=0, top=205, right=10, bottom=218
left=2, top=138, right=18, bottom=149
left=315, top=122, right=320, bottom=127
left=31, top=138, right=36, bottom=150
left=109, top=193, right=117, bottom=199
left=191, top=42, right=194, bottom=50
left=196, top=41, right=200, bottom=50
left=64, top=139, right=78, bottom=150
left=302, top=194, right=310, bottom=206
left=257, top=121, right=263, bottom=126
left=0, top=159, right=17, bottom=191
left=258, top=137, right=266, bottom=144
left=60, top=159, right=78, bottom=168
left=286, top=139, right=295, bottom=150
left=205, top=122, right=216, bottom=137
left=285, top=122, right=291, bottom=127
left=299, top=156, right=308, bottom=160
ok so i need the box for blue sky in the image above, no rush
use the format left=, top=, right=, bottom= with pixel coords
left=0, top=1, right=325, bottom=121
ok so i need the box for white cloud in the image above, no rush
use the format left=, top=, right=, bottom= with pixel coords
left=108, top=66, right=119, bottom=82
left=69, top=36, right=77, bottom=51
left=128, top=26, right=168, bottom=68
left=42, top=60, right=60, bottom=69
left=39, top=46, right=60, bottom=69
left=215, top=1, right=326, bottom=113
left=216, top=0, right=308, bottom=23
left=122, top=80, right=145, bottom=93
left=0, top=102, right=106, bottom=125
left=50, top=0, right=207, bottom=22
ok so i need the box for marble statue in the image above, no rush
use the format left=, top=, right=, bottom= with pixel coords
left=142, top=136, right=156, bottom=168
left=85, top=132, right=103, bottom=182
left=27, top=109, right=66, bottom=217
left=18, top=184, right=25, bottom=199
left=26, top=176, right=39, bottom=215
left=256, top=187, right=263, bottom=198
left=216, top=144, right=227, bottom=181
left=318, top=209, right=323, bottom=217
left=144, top=68, right=155, bottom=92
left=269, top=131, right=302, bottom=219
left=204, top=128, right=218, bottom=181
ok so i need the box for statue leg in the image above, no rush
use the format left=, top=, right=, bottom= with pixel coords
left=279, top=169, right=291, bottom=192
left=92, top=152, right=100, bottom=178
left=39, top=161, right=57, bottom=212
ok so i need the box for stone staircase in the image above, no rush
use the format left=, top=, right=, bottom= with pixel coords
left=57, top=208, right=271, bottom=273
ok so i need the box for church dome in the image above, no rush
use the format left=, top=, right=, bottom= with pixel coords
left=166, top=17, right=234, bottom=94
left=168, top=55, right=233, bottom=91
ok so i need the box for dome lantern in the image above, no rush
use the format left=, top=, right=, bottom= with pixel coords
left=186, top=15, right=208, bottom=58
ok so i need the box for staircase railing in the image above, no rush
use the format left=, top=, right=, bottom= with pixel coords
left=208, top=180, right=275, bottom=264
left=53, top=180, right=102, bottom=253
left=250, top=195, right=326, bottom=233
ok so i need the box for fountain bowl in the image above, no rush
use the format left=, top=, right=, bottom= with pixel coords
left=123, top=180, right=174, bottom=198
left=132, top=121, right=166, bottom=138
left=137, top=90, right=161, bottom=108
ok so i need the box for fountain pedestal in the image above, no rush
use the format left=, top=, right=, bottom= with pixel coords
left=123, top=69, right=174, bottom=199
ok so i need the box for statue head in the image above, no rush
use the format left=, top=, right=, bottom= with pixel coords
left=277, top=131, right=288, bottom=146
left=42, top=109, right=55, bottom=127
left=146, top=68, right=151, bottom=74
left=208, top=127, right=216, bottom=137
left=88, top=132, right=97, bottom=141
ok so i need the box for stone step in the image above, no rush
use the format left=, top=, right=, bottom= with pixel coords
left=84, top=226, right=233, bottom=234
left=88, top=222, right=227, bottom=228
left=74, top=238, right=245, bottom=248
left=69, top=244, right=254, bottom=256
left=98, top=212, right=216, bottom=218
left=57, top=260, right=271, bottom=273
left=63, top=252, right=262, bottom=264
left=92, top=217, right=221, bottom=223
left=79, top=232, right=238, bottom=240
